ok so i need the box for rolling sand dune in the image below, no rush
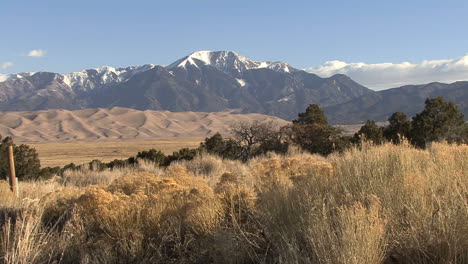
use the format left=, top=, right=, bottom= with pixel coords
left=0, top=107, right=289, bottom=143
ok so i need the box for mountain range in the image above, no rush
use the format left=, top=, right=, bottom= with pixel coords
left=0, top=51, right=467, bottom=124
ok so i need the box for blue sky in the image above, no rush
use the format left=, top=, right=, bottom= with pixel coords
left=1, top=0, right=468, bottom=89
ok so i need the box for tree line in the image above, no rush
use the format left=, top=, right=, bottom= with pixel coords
left=204, top=96, right=468, bottom=158
left=1, top=96, right=467, bottom=181
left=353, top=96, right=468, bottom=148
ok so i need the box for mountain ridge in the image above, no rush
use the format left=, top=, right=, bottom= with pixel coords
left=0, top=51, right=373, bottom=121
left=1, top=50, right=466, bottom=124
left=324, top=81, right=468, bottom=124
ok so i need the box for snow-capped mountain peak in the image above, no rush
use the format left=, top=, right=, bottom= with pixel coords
left=267, top=62, right=293, bottom=73
left=0, top=64, right=157, bottom=92
left=0, top=72, right=35, bottom=82
left=0, top=51, right=296, bottom=96
left=167, top=50, right=295, bottom=74
left=62, top=64, right=156, bottom=91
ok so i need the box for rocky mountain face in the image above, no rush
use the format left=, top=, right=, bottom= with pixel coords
left=1, top=51, right=466, bottom=124
left=0, top=51, right=372, bottom=121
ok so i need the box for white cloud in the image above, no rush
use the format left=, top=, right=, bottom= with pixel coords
left=0, top=62, right=13, bottom=69
left=27, top=49, right=46, bottom=57
left=305, top=55, right=468, bottom=90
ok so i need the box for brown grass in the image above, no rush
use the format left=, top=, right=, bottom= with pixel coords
left=28, top=138, right=203, bottom=167
left=1, top=142, right=467, bottom=263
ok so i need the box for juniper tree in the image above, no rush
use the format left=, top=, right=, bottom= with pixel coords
left=353, top=120, right=384, bottom=145
left=410, top=97, right=468, bottom=148
left=384, top=112, right=412, bottom=144
left=292, top=104, right=347, bottom=155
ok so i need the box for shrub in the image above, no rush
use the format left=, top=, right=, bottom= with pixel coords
left=166, top=147, right=199, bottom=165
left=0, top=137, right=42, bottom=181
left=3, top=142, right=468, bottom=263
left=353, top=120, right=384, bottom=145
left=383, top=112, right=412, bottom=144
left=37, top=167, right=226, bottom=263
left=38, top=166, right=60, bottom=180
left=292, top=123, right=343, bottom=155
left=135, top=148, right=167, bottom=166
left=201, top=133, right=243, bottom=160
left=106, top=159, right=129, bottom=169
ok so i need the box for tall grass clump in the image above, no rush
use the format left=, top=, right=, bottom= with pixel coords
left=0, top=208, right=68, bottom=264
left=175, top=153, right=251, bottom=188
left=254, top=153, right=386, bottom=263
left=328, top=142, right=468, bottom=263
left=39, top=166, right=224, bottom=263
left=251, top=141, right=468, bottom=263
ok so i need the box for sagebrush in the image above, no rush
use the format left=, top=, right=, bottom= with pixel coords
left=1, top=142, right=467, bottom=264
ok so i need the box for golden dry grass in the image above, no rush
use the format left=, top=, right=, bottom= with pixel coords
left=1, top=142, right=467, bottom=264
left=28, top=138, right=203, bottom=167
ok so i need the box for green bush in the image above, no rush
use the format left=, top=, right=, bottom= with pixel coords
left=135, top=148, right=167, bottom=166
left=0, top=136, right=42, bottom=181
left=38, top=166, right=61, bottom=180
left=106, top=159, right=129, bottom=169
left=291, top=104, right=348, bottom=155
left=410, top=96, right=468, bottom=148
left=353, top=120, right=384, bottom=145
left=166, top=148, right=199, bottom=165
left=383, top=112, right=412, bottom=144
left=200, top=133, right=243, bottom=160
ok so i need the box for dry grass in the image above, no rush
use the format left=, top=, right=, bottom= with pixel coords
left=28, top=138, right=203, bottom=167
left=58, top=159, right=164, bottom=187
left=1, top=211, right=47, bottom=264
left=1, top=142, right=467, bottom=263
left=175, top=154, right=251, bottom=187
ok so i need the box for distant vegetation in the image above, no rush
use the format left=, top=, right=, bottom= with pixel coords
left=0, top=137, right=60, bottom=181
left=56, top=96, right=468, bottom=173
left=0, top=96, right=465, bottom=183
left=0, top=96, right=467, bottom=263
left=0, top=96, right=465, bottom=182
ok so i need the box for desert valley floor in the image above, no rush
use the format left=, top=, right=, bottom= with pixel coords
left=0, top=107, right=289, bottom=166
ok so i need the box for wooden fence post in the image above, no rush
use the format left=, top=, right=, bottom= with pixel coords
left=8, top=145, right=18, bottom=197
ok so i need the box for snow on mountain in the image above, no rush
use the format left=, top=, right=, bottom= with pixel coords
left=0, top=50, right=378, bottom=121
left=0, top=73, right=35, bottom=82
left=0, top=75, right=8, bottom=82
left=167, top=51, right=295, bottom=73
left=0, top=51, right=295, bottom=93
left=268, top=62, right=293, bottom=73
left=62, top=64, right=156, bottom=91
left=0, top=65, right=156, bottom=92
left=236, top=78, right=247, bottom=87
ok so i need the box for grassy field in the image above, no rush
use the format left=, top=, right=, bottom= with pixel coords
left=26, top=138, right=203, bottom=167
left=1, top=142, right=467, bottom=263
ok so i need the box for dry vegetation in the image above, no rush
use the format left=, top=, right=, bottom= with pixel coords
left=1, top=142, right=467, bottom=264
left=27, top=138, right=203, bottom=167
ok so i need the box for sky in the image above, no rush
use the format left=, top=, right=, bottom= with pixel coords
left=1, top=0, right=468, bottom=90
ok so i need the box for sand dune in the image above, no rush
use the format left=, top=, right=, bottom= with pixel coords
left=0, top=107, right=289, bottom=143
